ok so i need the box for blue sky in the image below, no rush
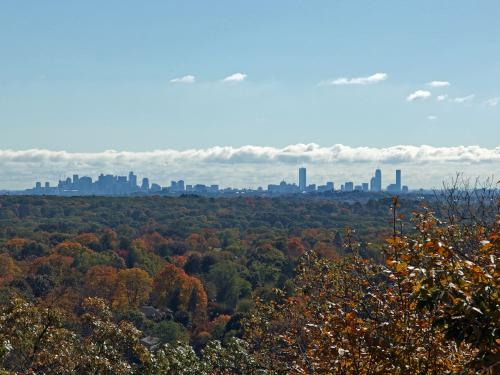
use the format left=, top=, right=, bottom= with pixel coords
left=0, top=1, right=499, bottom=188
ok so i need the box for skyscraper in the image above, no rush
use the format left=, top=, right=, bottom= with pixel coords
left=129, top=171, right=137, bottom=189
left=141, top=178, right=150, bottom=191
left=395, top=169, right=401, bottom=192
left=375, top=169, right=382, bottom=191
left=299, top=167, right=306, bottom=191
left=370, top=169, right=383, bottom=192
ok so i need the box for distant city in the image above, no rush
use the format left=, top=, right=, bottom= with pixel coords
left=6, top=168, right=414, bottom=197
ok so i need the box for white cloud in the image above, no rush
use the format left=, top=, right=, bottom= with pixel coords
left=1, top=144, right=499, bottom=189
left=484, top=97, right=500, bottom=107
left=170, top=75, right=195, bottom=84
left=453, top=94, right=475, bottom=103
left=406, top=90, right=432, bottom=102
left=427, top=115, right=437, bottom=121
left=428, top=81, right=450, bottom=87
left=323, top=72, right=388, bottom=86
left=222, top=73, right=247, bottom=82
left=437, top=94, right=448, bottom=101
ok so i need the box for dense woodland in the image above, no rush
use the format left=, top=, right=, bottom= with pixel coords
left=0, top=191, right=498, bottom=374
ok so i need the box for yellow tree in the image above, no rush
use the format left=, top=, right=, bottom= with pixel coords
left=113, top=268, right=153, bottom=309
left=0, top=253, right=21, bottom=286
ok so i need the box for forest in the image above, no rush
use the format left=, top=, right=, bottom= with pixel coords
left=0, top=189, right=498, bottom=374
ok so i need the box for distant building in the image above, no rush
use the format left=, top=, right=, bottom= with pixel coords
left=362, top=183, right=369, bottom=192
left=396, top=169, right=402, bottom=192
left=150, top=183, right=161, bottom=193
left=139, top=305, right=167, bottom=321
left=370, top=169, right=382, bottom=192
left=299, top=168, right=306, bottom=191
left=268, top=180, right=300, bottom=194
left=170, top=180, right=185, bottom=192
left=79, top=176, right=92, bottom=191
left=140, top=336, right=160, bottom=350
left=318, top=182, right=334, bottom=193
left=44, top=182, right=50, bottom=188
left=387, top=184, right=398, bottom=192
left=345, top=182, right=354, bottom=192
left=129, top=171, right=137, bottom=188
left=306, top=184, right=316, bottom=192
left=141, top=178, right=150, bottom=191
left=387, top=170, right=402, bottom=193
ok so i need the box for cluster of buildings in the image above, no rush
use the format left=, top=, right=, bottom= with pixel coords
left=268, top=167, right=408, bottom=194
left=27, top=167, right=409, bottom=196
left=31, top=172, right=221, bottom=196
left=342, top=168, right=408, bottom=193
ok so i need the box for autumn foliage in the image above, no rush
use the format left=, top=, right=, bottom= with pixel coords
left=0, top=193, right=498, bottom=374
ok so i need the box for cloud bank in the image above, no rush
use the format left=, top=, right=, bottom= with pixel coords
left=0, top=145, right=498, bottom=190
left=325, top=73, right=388, bottom=85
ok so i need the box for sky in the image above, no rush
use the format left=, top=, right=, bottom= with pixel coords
left=0, top=1, right=499, bottom=189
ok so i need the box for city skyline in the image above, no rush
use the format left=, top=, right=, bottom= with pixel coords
left=0, top=144, right=498, bottom=190
left=19, top=167, right=410, bottom=196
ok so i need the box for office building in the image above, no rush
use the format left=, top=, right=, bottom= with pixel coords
left=375, top=169, right=382, bottom=191
left=129, top=171, right=137, bottom=188
left=299, top=167, right=306, bottom=191
left=141, top=178, right=150, bottom=191
left=151, top=183, right=161, bottom=193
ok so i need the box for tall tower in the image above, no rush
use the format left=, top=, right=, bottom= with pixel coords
left=299, top=167, right=307, bottom=191
left=128, top=171, right=137, bottom=188
left=395, top=169, right=401, bottom=191
left=375, top=169, right=382, bottom=192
